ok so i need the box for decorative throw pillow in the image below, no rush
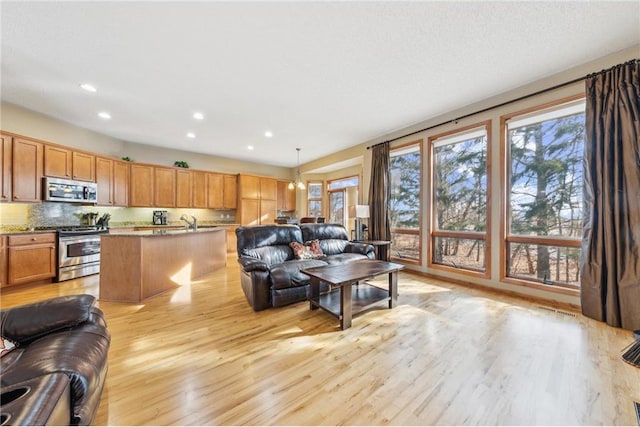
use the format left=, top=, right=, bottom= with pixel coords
left=290, top=241, right=323, bottom=260
left=307, top=239, right=324, bottom=258
left=1, top=335, right=16, bottom=357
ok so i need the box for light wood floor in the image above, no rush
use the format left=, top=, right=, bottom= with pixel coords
left=1, top=257, right=639, bottom=425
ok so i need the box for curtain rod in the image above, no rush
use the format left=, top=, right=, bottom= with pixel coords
left=366, top=58, right=639, bottom=150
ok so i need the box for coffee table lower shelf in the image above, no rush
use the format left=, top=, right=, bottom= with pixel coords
left=309, top=282, right=390, bottom=323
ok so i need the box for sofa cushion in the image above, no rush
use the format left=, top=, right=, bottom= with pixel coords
left=242, top=245, right=293, bottom=266
left=270, top=259, right=328, bottom=290
left=236, top=224, right=303, bottom=266
left=0, top=294, right=96, bottom=345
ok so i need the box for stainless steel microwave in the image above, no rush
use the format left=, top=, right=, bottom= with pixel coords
left=43, top=177, right=98, bottom=203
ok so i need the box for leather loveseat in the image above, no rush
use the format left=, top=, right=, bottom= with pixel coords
left=0, top=294, right=110, bottom=426
left=236, top=223, right=375, bottom=310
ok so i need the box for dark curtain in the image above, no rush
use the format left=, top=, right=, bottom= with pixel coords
left=581, top=59, right=640, bottom=330
left=368, top=142, right=391, bottom=259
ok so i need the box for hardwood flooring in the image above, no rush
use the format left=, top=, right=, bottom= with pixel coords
left=1, top=257, right=639, bottom=425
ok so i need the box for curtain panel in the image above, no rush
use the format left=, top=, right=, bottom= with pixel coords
left=368, top=142, right=391, bottom=259
left=581, top=59, right=640, bottom=330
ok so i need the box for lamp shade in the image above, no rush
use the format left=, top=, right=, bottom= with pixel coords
left=349, top=205, right=370, bottom=219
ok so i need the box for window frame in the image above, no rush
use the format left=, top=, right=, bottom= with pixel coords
left=307, top=181, right=323, bottom=217
left=389, top=140, right=423, bottom=265
left=500, top=94, right=584, bottom=295
left=427, top=120, right=492, bottom=278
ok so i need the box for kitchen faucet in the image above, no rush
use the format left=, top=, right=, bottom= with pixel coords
left=179, top=214, right=198, bottom=231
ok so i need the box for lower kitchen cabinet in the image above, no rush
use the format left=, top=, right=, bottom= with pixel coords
left=6, top=233, right=56, bottom=286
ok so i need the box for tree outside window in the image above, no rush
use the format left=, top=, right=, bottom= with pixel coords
left=505, top=99, right=585, bottom=288
left=429, top=123, right=490, bottom=275
left=389, top=143, right=421, bottom=262
left=307, top=182, right=323, bottom=217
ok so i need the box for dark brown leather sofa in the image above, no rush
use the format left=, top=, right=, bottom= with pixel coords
left=236, top=223, right=375, bottom=310
left=0, top=294, right=110, bottom=426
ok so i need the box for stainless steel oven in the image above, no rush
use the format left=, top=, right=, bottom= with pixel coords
left=57, top=228, right=108, bottom=281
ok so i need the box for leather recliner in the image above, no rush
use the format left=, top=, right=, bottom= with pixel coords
left=0, top=294, right=110, bottom=426
left=236, top=223, right=375, bottom=310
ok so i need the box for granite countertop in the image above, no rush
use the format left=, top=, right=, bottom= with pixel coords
left=0, top=228, right=58, bottom=236
left=105, top=226, right=228, bottom=237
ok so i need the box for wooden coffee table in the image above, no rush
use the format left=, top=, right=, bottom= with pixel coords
left=302, top=260, right=404, bottom=330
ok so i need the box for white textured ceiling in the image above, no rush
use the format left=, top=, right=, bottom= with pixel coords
left=1, top=1, right=639, bottom=167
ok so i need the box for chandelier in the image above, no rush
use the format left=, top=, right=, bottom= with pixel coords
left=288, top=148, right=306, bottom=190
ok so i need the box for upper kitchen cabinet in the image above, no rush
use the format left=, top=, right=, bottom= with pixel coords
left=192, top=171, right=207, bottom=208
left=223, top=174, right=237, bottom=209
left=129, top=164, right=154, bottom=207
left=154, top=166, right=176, bottom=207
left=12, top=137, right=43, bottom=202
left=113, top=161, right=129, bottom=206
left=176, top=169, right=193, bottom=208
left=237, top=174, right=277, bottom=225
left=72, top=151, right=95, bottom=181
left=95, top=156, right=114, bottom=205
left=44, top=145, right=72, bottom=178
left=1, top=133, right=12, bottom=202
left=95, top=156, right=129, bottom=206
left=207, top=173, right=237, bottom=209
left=44, top=144, right=95, bottom=181
left=277, top=180, right=296, bottom=211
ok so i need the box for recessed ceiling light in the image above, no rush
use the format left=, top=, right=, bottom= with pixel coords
left=98, top=111, right=111, bottom=119
left=264, top=130, right=273, bottom=138
left=193, top=112, right=204, bottom=120
left=186, top=132, right=196, bottom=139
left=247, top=145, right=254, bottom=150
left=80, top=83, right=97, bottom=92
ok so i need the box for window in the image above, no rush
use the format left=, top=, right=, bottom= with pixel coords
left=389, top=142, right=421, bottom=263
left=307, top=182, right=323, bottom=217
left=504, top=98, right=585, bottom=289
left=327, top=176, right=358, bottom=226
left=429, top=123, right=490, bottom=275
left=327, top=176, right=358, bottom=191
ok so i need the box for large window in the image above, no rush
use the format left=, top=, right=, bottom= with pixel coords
left=429, top=123, right=490, bottom=275
left=307, top=182, right=323, bottom=217
left=504, top=98, right=585, bottom=289
left=389, top=142, right=421, bottom=262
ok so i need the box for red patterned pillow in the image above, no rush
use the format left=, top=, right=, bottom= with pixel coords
left=307, top=239, right=324, bottom=257
left=1, top=335, right=16, bottom=357
left=290, top=241, right=323, bottom=260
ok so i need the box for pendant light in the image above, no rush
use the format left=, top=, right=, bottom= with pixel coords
left=288, top=148, right=306, bottom=190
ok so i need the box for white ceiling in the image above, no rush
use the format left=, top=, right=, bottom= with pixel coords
left=1, top=2, right=639, bottom=168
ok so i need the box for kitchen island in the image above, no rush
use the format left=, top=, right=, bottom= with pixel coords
left=99, top=227, right=227, bottom=303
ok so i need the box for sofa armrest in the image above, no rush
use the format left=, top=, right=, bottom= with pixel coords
left=344, top=242, right=375, bottom=256
left=237, top=256, right=269, bottom=272
left=0, top=294, right=96, bottom=345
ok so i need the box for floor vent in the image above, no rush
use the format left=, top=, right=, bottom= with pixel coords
left=538, top=306, right=577, bottom=318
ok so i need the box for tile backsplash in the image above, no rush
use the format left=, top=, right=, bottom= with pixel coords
left=0, top=203, right=236, bottom=230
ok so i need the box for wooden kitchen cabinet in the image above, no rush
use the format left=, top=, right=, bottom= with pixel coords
left=207, top=173, right=223, bottom=208
left=96, top=157, right=128, bottom=206
left=277, top=180, right=296, bottom=211
left=207, top=173, right=237, bottom=209
left=1, top=133, right=12, bottom=202
left=154, top=166, right=176, bottom=207
left=44, top=144, right=72, bottom=179
left=223, top=174, right=237, bottom=209
left=12, top=137, right=43, bottom=202
left=44, top=145, right=94, bottom=182
left=237, top=174, right=277, bottom=225
left=95, top=156, right=114, bottom=205
left=129, top=164, right=154, bottom=207
left=260, top=177, right=277, bottom=201
left=113, top=161, right=129, bottom=206
left=6, top=233, right=56, bottom=286
left=192, top=171, right=207, bottom=208
left=72, top=151, right=95, bottom=181
left=226, top=226, right=238, bottom=253
left=176, top=169, right=193, bottom=208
